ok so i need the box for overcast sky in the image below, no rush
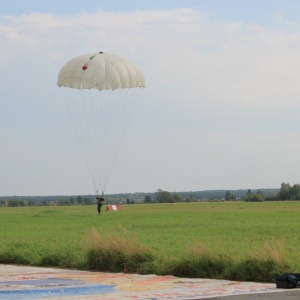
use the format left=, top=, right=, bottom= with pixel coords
left=1, top=0, right=300, bottom=196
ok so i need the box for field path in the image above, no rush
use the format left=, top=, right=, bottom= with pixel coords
left=0, top=264, right=299, bottom=299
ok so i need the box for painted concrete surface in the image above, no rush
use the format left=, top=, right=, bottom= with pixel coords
left=0, top=264, right=297, bottom=299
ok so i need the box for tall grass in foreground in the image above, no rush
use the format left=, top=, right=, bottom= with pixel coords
left=0, top=202, right=299, bottom=282
left=84, top=227, right=157, bottom=274
left=84, top=228, right=290, bottom=282
left=169, top=241, right=290, bottom=282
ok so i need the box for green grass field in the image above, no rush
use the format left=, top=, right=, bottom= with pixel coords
left=1, top=201, right=299, bottom=282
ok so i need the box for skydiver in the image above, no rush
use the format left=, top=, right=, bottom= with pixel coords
left=96, top=195, right=105, bottom=215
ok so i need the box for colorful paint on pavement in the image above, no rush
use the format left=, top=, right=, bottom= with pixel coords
left=0, top=264, right=294, bottom=299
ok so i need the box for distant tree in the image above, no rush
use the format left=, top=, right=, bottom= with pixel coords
left=277, top=182, right=300, bottom=200
left=277, top=183, right=292, bottom=200
left=84, top=197, right=92, bottom=205
left=155, top=189, right=174, bottom=203
left=58, top=198, right=70, bottom=206
left=126, top=199, right=131, bottom=204
left=76, top=196, right=83, bottom=204
left=144, top=195, right=152, bottom=203
left=27, top=200, right=36, bottom=206
left=173, top=194, right=183, bottom=202
left=242, top=190, right=265, bottom=202
left=188, top=194, right=195, bottom=202
left=291, top=184, right=300, bottom=199
left=7, top=198, right=20, bottom=207
left=256, top=190, right=264, bottom=197
left=18, top=199, right=26, bottom=207
left=225, top=191, right=236, bottom=201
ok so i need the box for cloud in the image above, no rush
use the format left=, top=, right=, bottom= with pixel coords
left=1, top=8, right=300, bottom=195
left=1, top=9, right=300, bottom=111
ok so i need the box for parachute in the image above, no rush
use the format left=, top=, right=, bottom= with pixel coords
left=57, top=52, right=145, bottom=195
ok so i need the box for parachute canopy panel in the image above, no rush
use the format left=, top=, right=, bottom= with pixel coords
left=57, top=52, right=145, bottom=91
left=57, top=51, right=145, bottom=194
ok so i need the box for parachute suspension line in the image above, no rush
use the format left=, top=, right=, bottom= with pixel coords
left=102, top=90, right=121, bottom=192
left=94, top=89, right=107, bottom=193
left=83, top=90, right=97, bottom=191
left=61, top=87, right=140, bottom=194
left=58, top=52, right=145, bottom=195
left=90, top=90, right=99, bottom=192
left=78, top=90, right=97, bottom=193
left=100, top=91, right=111, bottom=193
left=62, top=88, right=98, bottom=193
left=76, top=53, right=108, bottom=193
left=101, top=91, right=118, bottom=192
left=102, top=88, right=139, bottom=192
left=99, top=92, right=130, bottom=190
left=99, top=90, right=111, bottom=193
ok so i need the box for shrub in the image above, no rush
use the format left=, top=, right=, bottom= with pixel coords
left=84, top=227, right=156, bottom=274
left=171, top=254, right=232, bottom=278
left=169, top=243, right=233, bottom=278
left=229, top=242, right=291, bottom=282
left=39, top=244, right=78, bottom=268
left=0, top=250, right=30, bottom=265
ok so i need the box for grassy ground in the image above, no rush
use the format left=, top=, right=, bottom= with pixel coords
left=0, top=201, right=299, bottom=281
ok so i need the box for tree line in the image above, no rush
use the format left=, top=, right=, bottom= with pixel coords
left=241, top=183, right=300, bottom=202
left=0, top=182, right=298, bottom=207
left=0, top=194, right=134, bottom=207
left=145, top=183, right=300, bottom=203
left=0, top=195, right=94, bottom=207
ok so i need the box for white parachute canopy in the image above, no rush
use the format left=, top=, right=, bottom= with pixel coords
left=57, top=52, right=145, bottom=194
